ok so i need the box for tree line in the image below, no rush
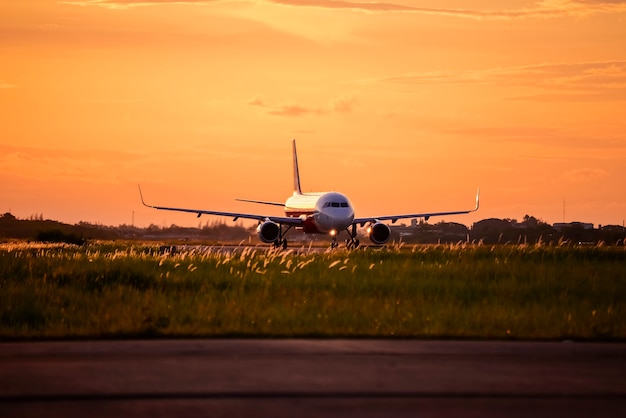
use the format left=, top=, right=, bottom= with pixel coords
left=1, top=212, right=624, bottom=246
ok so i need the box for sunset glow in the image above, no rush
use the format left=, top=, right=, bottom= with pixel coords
left=1, top=1, right=625, bottom=228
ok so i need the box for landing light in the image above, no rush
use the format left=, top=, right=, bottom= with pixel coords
left=330, top=229, right=337, bottom=237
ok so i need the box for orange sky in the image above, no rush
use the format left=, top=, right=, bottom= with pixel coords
left=1, top=0, right=625, bottom=228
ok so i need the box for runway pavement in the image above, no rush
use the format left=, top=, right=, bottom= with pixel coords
left=1, top=339, right=624, bottom=417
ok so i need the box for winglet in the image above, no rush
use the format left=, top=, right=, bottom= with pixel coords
left=474, top=188, right=480, bottom=212
left=138, top=184, right=151, bottom=208
left=292, top=139, right=302, bottom=195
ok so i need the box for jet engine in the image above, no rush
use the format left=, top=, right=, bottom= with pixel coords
left=257, top=221, right=280, bottom=243
left=368, top=222, right=391, bottom=245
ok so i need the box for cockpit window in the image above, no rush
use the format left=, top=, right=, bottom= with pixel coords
left=324, top=200, right=350, bottom=208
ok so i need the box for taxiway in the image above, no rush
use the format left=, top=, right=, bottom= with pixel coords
left=1, top=339, right=624, bottom=417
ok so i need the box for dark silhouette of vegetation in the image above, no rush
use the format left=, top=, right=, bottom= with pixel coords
left=35, top=229, right=86, bottom=246
left=470, top=216, right=557, bottom=245
left=0, top=213, right=253, bottom=243
left=0, top=213, right=117, bottom=242
left=381, top=215, right=626, bottom=246
left=1, top=212, right=624, bottom=245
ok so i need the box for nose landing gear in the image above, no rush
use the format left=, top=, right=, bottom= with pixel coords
left=328, top=225, right=360, bottom=249
left=329, top=229, right=339, bottom=249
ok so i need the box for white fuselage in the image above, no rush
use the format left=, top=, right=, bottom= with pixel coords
left=284, top=192, right=355, bottom=234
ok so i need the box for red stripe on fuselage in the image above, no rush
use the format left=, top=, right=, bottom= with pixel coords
left=301, top=216, right=319, bottom=233
left=285, top=208, right=319, bottom=233
left=285, top=209, right=315, bottom=218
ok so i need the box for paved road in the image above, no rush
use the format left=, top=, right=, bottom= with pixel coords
left=1, top=340, right=624, bottom=417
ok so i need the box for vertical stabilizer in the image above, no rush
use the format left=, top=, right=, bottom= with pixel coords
left=292, top=139, right=302, bottom=195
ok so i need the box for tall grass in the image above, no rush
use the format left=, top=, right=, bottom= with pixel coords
left=0, top=242, right=624, bottom=340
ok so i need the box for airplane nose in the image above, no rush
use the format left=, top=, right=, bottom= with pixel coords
left=330, top=211, right=353, bottom=229
left=315, top=211, right=344, bottom=232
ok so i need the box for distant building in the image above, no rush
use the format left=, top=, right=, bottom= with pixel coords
left=553, top=222, right=594, bottom=231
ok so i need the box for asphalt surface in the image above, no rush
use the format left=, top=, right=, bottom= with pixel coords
left=1, top=339, right=625, bottom=417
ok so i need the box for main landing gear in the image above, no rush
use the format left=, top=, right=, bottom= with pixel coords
left=273, top=238, right=288, bottom=250
left=345, top=237, right=360, bottom=250
left=345, top=224, right=360, bottom=250
left=273, top=225, right=292, bottom=250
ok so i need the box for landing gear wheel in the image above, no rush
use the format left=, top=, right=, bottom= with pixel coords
left=274, top=238, right=288, bottom=249
left=345, top=238, right=360, bottom=250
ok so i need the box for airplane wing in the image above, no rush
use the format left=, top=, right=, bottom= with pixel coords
left=353, top=189, right=480, bottom=226
left=138, top=186, right=303, bottom=226
left=235, top=198, right=285, bottom=207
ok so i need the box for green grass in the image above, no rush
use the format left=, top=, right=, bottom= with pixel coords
left=0, top=241, right=624, bottom=340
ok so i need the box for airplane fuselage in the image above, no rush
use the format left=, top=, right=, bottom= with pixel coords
left=285, top=192, right=355, bottom=234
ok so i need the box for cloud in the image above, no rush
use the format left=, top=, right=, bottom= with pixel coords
left=271, top=0, right=626, bottom=18
left=574, top=0, right=626, bottom=5
left=59, top=0, right=221, bottom=10
left=248, top=96, right=356, bottom=117
left=269, top=104, right=321, bottom=117
left=500, top=61, right=626, bottom=102
left=447, top=126, right=626, bottom=151
left=380, top=61, right=626, bottom=102
left=561, top=168, right=610, bottom=183
left=64, top=0, right=626, bottom=19
left=0, top=144, right=142, bottom=183
left=270, top=0, right=418, bottom=13
left=0, top=81, right=17, bottom=89
left=331, top=96, right=356, bottom=113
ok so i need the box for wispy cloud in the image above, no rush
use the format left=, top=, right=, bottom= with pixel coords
left=249, top=97, right=322, bottom=117
left=331, top=96, right=356, bottom=112
left=447, top=126, right=626, bottom=151
left=561, top=167, right=610, bottom=183
left=59, top=0, right=220, bottom=10
left=248, top=96, right=355, bottom=117
left=0, top=145, right=222, bottom=187
left=496, top=61, right=626, bottom=102
left=0, top=81, right=17, bottom=89
left=63, top=0, right=626, bottom=19
left=380, top=61, right=626, bottom=102
left=272, top=0, right=626, bottom=18
left=0, top=145, right=143, bottom=183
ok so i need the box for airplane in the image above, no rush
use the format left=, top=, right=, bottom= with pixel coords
left=139, top=139, right=479, bottom=249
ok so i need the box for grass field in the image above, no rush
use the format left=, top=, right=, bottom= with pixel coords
left=1, top=241, right=624, bottom=340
